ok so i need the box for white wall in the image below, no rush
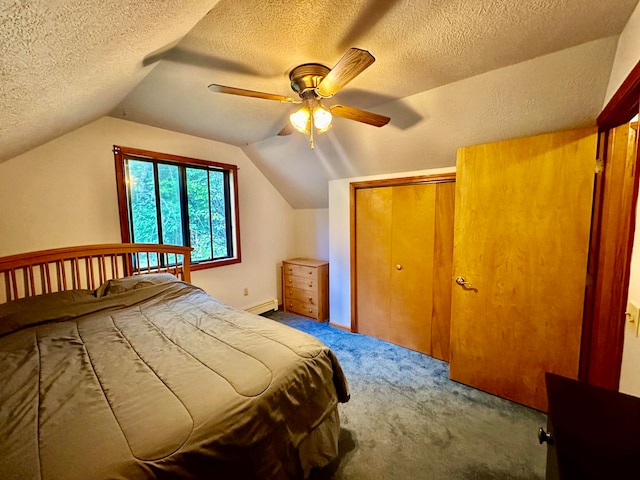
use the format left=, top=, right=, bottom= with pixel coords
left=328, top=166, right=456, bottom=328
left=293, top=209, right=329, bottom=261
left=0, top=117, right=297, bottom=309
left=604, top=1, right=640, bottom=105
left=627, top=196, right=640, bottom=307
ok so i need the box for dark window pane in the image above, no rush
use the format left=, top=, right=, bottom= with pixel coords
left=157, top=164, right=184, bottom=246
left=127, top=160, right=159, bottom=270
left=186, top=168, right=213, bottom=262
left=209, top=170, right=229, bottom=258
left=128, top=160, right=159, bottom=245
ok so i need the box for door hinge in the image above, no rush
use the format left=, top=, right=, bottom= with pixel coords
left=595, top=159, right=604, bottom=173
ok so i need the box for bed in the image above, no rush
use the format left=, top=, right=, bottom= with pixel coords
left=0, top=244, right=349, bottom=480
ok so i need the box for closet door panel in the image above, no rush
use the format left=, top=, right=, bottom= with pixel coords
left=388, top=184, right=436, bottom=353
left=431, top=182, right=456, bottom=361
left=355, top=187, right=393, bottom=340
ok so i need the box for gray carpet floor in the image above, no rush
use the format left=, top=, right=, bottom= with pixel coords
left=262, top=310, right=548, bottom=480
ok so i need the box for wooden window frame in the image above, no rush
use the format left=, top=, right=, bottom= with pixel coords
left=113, top=145, right=242, bottom=271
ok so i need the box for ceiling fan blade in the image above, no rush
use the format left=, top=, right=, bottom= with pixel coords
left=330, top=105, right=390, bottom=127
left=208, top=84, right=300, bottom=103
left=315, top=48, right=375, bottom=98
left=277, top=122, right=295, bottom=136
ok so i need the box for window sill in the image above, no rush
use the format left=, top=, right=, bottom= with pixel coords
left=190, top=257, right=241, bottom=271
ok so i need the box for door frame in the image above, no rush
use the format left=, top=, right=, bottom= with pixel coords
left=581, top=60, right=640, bottom=389
left=349, top=172, right=456, bottom=332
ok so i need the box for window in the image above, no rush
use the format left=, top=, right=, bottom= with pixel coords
left=113, top=145, right=241, bottom=270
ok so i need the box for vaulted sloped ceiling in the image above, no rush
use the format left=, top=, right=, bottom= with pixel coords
left=0, top=0, right=217, bottom=163
left=2, top=0, right=638, bottom=208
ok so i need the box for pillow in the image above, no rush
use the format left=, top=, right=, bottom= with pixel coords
left=94, top=273, right=180, bottom=298
left=0, top=289, right=97, bottom=337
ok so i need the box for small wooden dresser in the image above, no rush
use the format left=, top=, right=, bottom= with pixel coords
left=282, top=258, right=329, bottom=322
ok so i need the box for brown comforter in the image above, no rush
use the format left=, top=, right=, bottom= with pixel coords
left=0, top=275, right=349, bottom=479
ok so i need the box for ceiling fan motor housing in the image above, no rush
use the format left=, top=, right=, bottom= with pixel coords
left=289, top=63, right=330, bottom=98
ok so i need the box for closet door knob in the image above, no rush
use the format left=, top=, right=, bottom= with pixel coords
left=455, top=276, right=472, bottom=287
left=396, top=264, right=402, bottom=270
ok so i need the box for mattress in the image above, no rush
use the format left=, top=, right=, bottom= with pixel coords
left=0, top=274, right=349, bottom=479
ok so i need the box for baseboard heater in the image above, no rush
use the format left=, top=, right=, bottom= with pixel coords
left=244, top=298, right=278, bottom=315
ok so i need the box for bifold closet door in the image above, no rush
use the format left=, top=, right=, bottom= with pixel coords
left=355, top=181, right=455, bottom=359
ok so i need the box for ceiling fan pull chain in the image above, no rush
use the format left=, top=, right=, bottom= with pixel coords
left=309, top=107, right=315, bottom=150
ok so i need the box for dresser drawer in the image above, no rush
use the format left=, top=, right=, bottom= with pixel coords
left=284, top=274, right=317, bottom=291
left=283, top=263, right=318, bottom=280
left=285, top=298, right=318, bottom=319
left=285, top=286, right=317, bottom=305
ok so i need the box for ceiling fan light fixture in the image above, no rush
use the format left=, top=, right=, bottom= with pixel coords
left=289, top=104, right=332, bottom=137
left=313, top=105, right=332, bottom=132
left=290, top=108, right=311, bottom=134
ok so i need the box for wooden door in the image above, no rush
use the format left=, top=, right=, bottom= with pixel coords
left=355, top=185, right=393, bottom=343
left=387, top=183, right=436, bottom=353
left=355, top=179, right=455, bottom=359
left=450, top=127, right=598, bottom=411
left=431, top=182, right=456, bottom=360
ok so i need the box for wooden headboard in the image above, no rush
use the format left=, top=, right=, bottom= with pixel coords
left=0, top=243, right=192, bottom=304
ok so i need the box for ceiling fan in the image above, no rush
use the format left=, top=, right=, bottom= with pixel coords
left=208, top=48, right=390, bottom=149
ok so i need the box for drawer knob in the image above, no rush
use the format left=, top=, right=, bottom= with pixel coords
left=308, top=309, right=313, bottom=313
left=538, top=427, right=553, bottom=445
left=288, top=279, right=293, bottom=284
left=308, top=296, right=313, bottom=303
left=308, top=282, right=313, bottom=287
left=308, top=270, right=313, bottom=275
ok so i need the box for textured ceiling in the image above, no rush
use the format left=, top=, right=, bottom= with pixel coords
left=2, top=0, right=639, bottom=208
left=0, top=0, right=217, bottom=162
